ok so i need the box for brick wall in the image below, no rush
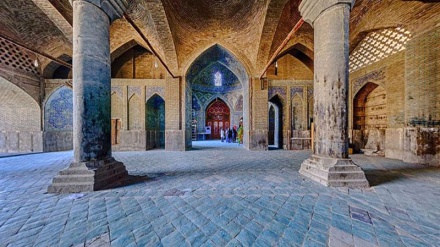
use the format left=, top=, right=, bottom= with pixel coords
left=112, top=46, right=167, bottom=79
left=350, top=51, right=405, bottom=155
left=350, top=51, right=405, bottom=129
left=405, top=27, right=440, bottom=126
left=165, top=77, right=185, bottom=151
left=267, top=80, right=314, bottom=149
left=111, top=79, right=166, bottom=151
left=250, top=78, right=268, bottom=150
left=0, top=76, right=42, bottom=153
left=349, top=27, right=440, bottom=166
left=266, top=54, right=313, bottom=80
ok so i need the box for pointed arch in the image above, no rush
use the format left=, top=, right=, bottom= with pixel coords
left=42, top=54, right=72, bottom=79
left=128, top=94, right=142, bottom=130
left=291, top=93, right=303, bottom=131
left=146, top=94, right=165, bottom=148
left=268, top=94, right=283, bottom=149
left=111, top=92, right=123, bottom=120
left=353, top=82, right=387, bottom=130
left=185, top=44, right=250, bottom=148
left=0, top=76, right=41, bottom=132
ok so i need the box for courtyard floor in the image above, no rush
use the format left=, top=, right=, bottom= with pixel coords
left=0, top=141, right=439, bottom=247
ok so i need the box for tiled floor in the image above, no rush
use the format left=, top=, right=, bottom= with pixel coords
left=0, top=141, right=439, bottom=247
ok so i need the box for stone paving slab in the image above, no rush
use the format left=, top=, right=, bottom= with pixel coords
left=0, top=141, right=440, bottom=246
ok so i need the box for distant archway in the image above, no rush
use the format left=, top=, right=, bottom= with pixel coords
left=186, top=44, right=249, bottom=147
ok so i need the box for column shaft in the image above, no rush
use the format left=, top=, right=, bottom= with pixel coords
left=48, top=0, right=129, bottom=193
left=313, top=5, right=350, bottom=159
left=73, top=0, right=112, bottom=162
left=298, top=0, right=369, bottom=188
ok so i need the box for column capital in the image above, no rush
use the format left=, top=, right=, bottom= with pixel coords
left=70, top=0, right=128, bottom=22
left=299, top=0, right=355, bottom=26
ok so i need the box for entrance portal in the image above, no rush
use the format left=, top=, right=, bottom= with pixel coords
left=206, top=99, right=230, bottom=139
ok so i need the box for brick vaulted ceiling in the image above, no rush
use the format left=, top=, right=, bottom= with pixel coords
left=0, top=0, right=440, bottom=78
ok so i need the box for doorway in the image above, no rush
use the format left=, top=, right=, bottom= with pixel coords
left=268, top=95, right=283, bottom=148
left=206, top=99, right=230, bottom=139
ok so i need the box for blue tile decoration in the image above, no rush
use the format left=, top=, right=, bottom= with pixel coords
left=146, top=94, right=165, bottom=131
left=269, top=87, right=287, bottom=100
left=186, top=44, right=247, bottom=94
left=291, top=87, right=304, bottom=98
left=44, top=86, right=73, bottom=131
left=353, top=67, right=385, bottom=94
left=192, top=95, right=201, bottom=111
left=146, top=86, right=164, bottom=101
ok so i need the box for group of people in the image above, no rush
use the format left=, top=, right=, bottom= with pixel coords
left=220, top=125, right=243, bottom=144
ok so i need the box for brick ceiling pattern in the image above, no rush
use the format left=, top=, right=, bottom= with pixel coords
left=0, top=37, right=40, bottom=75
left=350, top=27, right=412, bottom=72
left=0, top=0, right=439, bottom=78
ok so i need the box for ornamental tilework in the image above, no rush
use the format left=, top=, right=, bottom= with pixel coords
left=353, top=68, right=386, bottom=94
left=290, top=87, right=303, bottom=98
left=111, top=86, right=123, bottom=98
left=146, top=86, right=165, bottom=101
left=44, top=86, right=73, bottom=131
left=269, top=86, right=287, bottom=100
left=192, top=95, right=201, bottom=111
left=128, top=86, right=142, bottom=98
left=307, top=88, right=314, bottom=99
left=235, top=95, right=243, bottom=111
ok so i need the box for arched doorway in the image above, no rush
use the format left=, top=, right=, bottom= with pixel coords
left=269, top=95, right=283, bottom=148
left=206, top=99, right=230, bottom=139
left=353, top=82, right=387, bottom=152
left=146, top=94, right=165, bottom=148
left=185, top=44, right=249, bottom=148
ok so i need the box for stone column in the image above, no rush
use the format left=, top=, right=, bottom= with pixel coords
left=48, top=0, right=129, bottom=193
left=298, top=0, right=369, bottom=188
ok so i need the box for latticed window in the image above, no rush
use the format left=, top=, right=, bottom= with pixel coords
left=350, top=27, right=412, bottom=72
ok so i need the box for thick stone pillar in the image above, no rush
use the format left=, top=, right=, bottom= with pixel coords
left=48, top=0, right=129, bottom=193
left=299, top=0, right=369, bottom=188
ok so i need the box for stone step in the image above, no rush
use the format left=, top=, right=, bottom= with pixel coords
left=47, top=182, right=94, bottom=193
left=327, top=179, right=370, bottom=188
left=59, top=168, right=94, bottom=176
left=328, top=171, right=367, bottom=180
left=331, top=165, right=363, bottom=172
left=300, top=157, right=370, bottom=188
left=52, top=174, right=95, bottom=183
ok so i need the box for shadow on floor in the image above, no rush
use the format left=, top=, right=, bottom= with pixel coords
left=119, top=175, right=150, bottom=188
left=364, top=166, right=440, bottom=186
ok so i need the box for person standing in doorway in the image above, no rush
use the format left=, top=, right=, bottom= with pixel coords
left=221, top=128, right=225, bottom=142
left=237, top=124, right=243, bottom=144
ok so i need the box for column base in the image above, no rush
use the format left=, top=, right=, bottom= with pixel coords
left=299, top=155, right=369, bottom=188
left=47, top=157, right=129, bottom=193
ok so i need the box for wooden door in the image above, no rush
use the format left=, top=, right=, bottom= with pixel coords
left=206, top=99, right=230, bottom=139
